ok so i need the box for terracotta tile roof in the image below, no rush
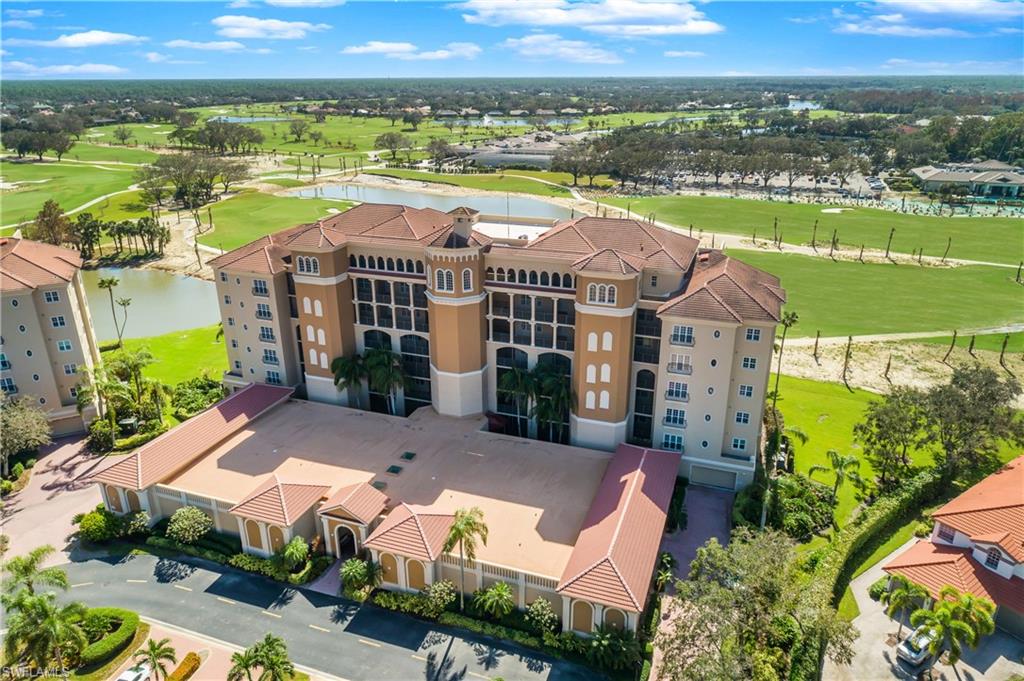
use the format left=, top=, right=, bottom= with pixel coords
left=90, top=383, right=294, bottom=490
left=658, top=250, right=785, bottom=323
left=208, top=224, right=307, bottom=275
left=426, top=227, right=493, bottom=249
left=228, top=475, right=330, bottom=526
left=285, top=203, right=454, bottom=249
left=0, top=238, right=82, bottom=293
left=932, top=456, right=1024, bottom=562
left=556, top=444, right=680, bottom=612
left=364, top=503, right=454, bottom=562
left=884, top=540, right=1024, bottom=613
left=319, top=482, right=389, bottom=525
left=571, top=248, right=646, bottom=275
left=523, top=216, right=698, bottom=272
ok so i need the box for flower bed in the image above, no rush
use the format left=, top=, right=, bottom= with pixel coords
left=78, top=608, right=140, bottom=667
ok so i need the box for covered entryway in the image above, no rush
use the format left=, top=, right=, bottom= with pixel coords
left=335, top=525, right=357, bottom=561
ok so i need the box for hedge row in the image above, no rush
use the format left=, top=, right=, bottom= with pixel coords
left=168, top=651, right=202, bottom=681
left=788, top=470, right=943, bottom=680
left=79, top=607, right=140, bottom=666
left=146, top=536, right=232, bottom=565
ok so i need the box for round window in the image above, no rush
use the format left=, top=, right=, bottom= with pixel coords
left=11, top=299, right=18, bottom=307
left=713, top=330, right=721, bottom=339
left=240, top=301, right=245, bottom=308
left=249, top=368, right=255, bottom=374
left=704, top=414, right=712, bottom=422
left=26, top=350, right=32, bottom=357
left=710, top=359, right=718, bottom=367
left=243, top=324, right=248, bottom=331
left=18, top=325, right=26, bottom=333
left=246, top=346, right=251, bottom=353
left=32, top=374, right=40, bottom=381
left=701, top=440, right=709, bottom=448
left=707, top=387, right=715, bottom=395
left=39, top=397, right=46, bottom=405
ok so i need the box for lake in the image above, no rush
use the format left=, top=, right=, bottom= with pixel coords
left=445, top=115, right=581, bottom=128
left=82, top=268, right=218, bottom=342
left=290, top=184, right=574, bottom=220
left=788, top=100, right=823, bottom=111
left=209, top=115, right=290, bottom=123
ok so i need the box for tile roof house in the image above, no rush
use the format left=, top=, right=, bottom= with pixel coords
left=910, top=160, right=1024, bottom=197
left=884, top=455, right=1024, bottom=638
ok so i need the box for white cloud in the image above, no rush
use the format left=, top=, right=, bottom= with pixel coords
left=3, top=60, right=127, bottom=75
left=212, top=15, right=330, bottom=39
left=143, top=51, right=203, bottom=64
left=342, top=41, right=418, bottom=55
left=164, top=39, right=247, bottom=51
left=501, top=33, right=621, bottom=64
left=881, top=57, right=1021, bottom=73
left=996, top=26, right=1023, bottom=33
left=6, top=30, right=147, bottom=48
left=664, top=50, right=704, bottom=58
left=875, top=13, right=905, bottom=22
left=787, top=16, right=820, bottom=24
left=266, top=0, right=346, bottom=6
left=341, top=40, right=480, bottom=60
left=456, top=0, right=723, bottom=36
left=836, top=21, right=970, bottom=36
left=0, top=49, right=9, bottom=56
left=874, top=0, right=1023, bottom=19
left=2, top=20, right=35, bottom=29
left=297, top=45, right=319, bottom=51
left=5, top=9, right=44, bottom=18
left=227, top=0, right=254, bottom=6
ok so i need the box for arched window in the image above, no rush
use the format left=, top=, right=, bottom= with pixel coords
left=597, top=285, right=607, bottom=303
left=486, top=267, right=494, bottom=281
left=436, top=268, right=454, bottom=291
left=377, top=257, right=385, bottom=270
left=585, top=390, right=596, bottom=409
left=386, top=257, right=394, bottom=271
left=985, top=547, right=1002, bottom=569
left=303, top=297, right=312, bottom=314
left=507, top=268, right=516, bottom=283
left=317, top=329, right=326, bottom=345
left=462, top=268, right=473, bottom=293
left=320, top=352, right=328, bottom=368
left=445, top=269, right=454, bottom=292
left=368, top=257, right=376, bottom=269
left=563, top=274, right=573, bottom=289
left=599, top=390, right=610, bottom=409
left=587, top=284, right=597, bottom=302
left=602, top=331, right=613, bottom=351
left=607, top=285, right=617, bottom=304
left=539, top=272, right=548, bottom=287
left=600, top=363, right=611, bottom=382
left=313, top=300, right=323, bottom=317
left=587, top=332, right=598, bottom=352
left=416, top=260, right=424, bottom=274
left=297, top=256, right=305, bottom=273
left=586, top=364, right=597, bottom=383
left=495, top=267, right=505, bottom=282
left=349, top=255, right=356, bottom=267
left=518, top=270, right=527, bottom=284
left=400, top=334, right=429, bottom=356
left=309, top=348, right=318, bottom=365
left=358, top=255, right=366, bottom=268
left=397, top=258, right=405, bottom=272
left=552, top=272, right=561, bottom=288
left=407, top=259, right=415, bottom=272
left=305, top=325, right=315, bottom=342
left=364, top=329, right=392, bottom=351
left=529, top=270, right=538, bottom=285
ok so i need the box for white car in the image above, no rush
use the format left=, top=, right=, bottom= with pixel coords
left=116, top=663, right=151, bottom=681
left=896, top=625, right=936, bottom=667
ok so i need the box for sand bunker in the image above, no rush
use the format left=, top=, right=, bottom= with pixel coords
left=821, top=208, right=853, bottom=214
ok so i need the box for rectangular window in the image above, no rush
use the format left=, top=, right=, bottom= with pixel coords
left=670, top=325, right=694, bottom=345
left=230, top=339, right=238, bottom=348
left=735, top=411, right=750, bottom=424
left=666, top=381, right=688, bottom=400
left=57, top=340, right=73, bottom=352
left=742, top=356, right=757, bottom=370
left=1, top=377, right=17, bottom=394
left=0, top=353, right=9, bottom=370
left=234, top=360, right=242, bottom=370
left=262, top=349, right=279, bottom=365
left=738, top=384, right=754, bottom=398
left=224, top=295, right=232, bottom=305
left=937, top=524, right=955, bottom=542
left=746, top=328, right=761, bottom=342
left=985, top=549, right=1001, bottom=569
left=227, top=317, right=235, bottom=327
left=662, top=433, right=683, bottom=451
left=252, top=279, right=269, bottom=296
left=256, top=303, right=272, bottom=320
left=732, top=437, right=747, bottom=451
left=266, top=370, right=282, bottom=385
left=51, top=315, right=66, bottom=328
left=664, top=408, right=686, bottom=427
left=668, top=352, right=692, bottom=374
left=220, top=271, right=227, bottom=282
left=63, top=363, right=77, bottom=375
left=258, top=326, right=276, bottom=343
left=44, top=290, right=60, bottom=303
left=69, top=387, right=78, bottom=398
left=650, top=275, right=658, bottom=287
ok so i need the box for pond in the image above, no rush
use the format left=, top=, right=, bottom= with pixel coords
left=209, top=115, right=290, bottom=123
left=446, top=115, right=581, bottom=127
left=290, top=184, right=574, bottom=220
left=787, top=100, right=822, bottom=111
left=82, top=267, right=219, bottom=342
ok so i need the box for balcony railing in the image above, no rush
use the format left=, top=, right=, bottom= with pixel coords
left=255, top=311, right=273, bottom=320
left=666, top=362, right=692, bottom=375
left=669, top=336, right=694, bottom=347
left=665, top=390, right=690, bottom=403
left=662, top=417, right=688, bottom=428
left=262, top=357, right=280, bottom=366
left=259, top=334, right=276, bottom=343
left=251, top=287, right=269, bottom=297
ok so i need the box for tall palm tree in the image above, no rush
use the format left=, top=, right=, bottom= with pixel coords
left=364, top=348, right=406, bottom=415
left=769, top=310, right=799, bottom=446
left=253, top=634, right=294, bottom=681
left=132, top=637, right=178, bottom=681
left=115, top=297, right=132, bottom=340
left=3, top=593, right=87, bottom=677
left=880, top=575, right=928, bottom=639
left=1, top=545, right=68, bottom=597
left=809, top=449, right=862, bottom=500
left=331, top=354, right=367, bottom=409
left=97, top=276, right=122, bottom=346
left=534, top=366, right=575, bottom=443
left=497, top=366, right=536, bottom=438
left=442, top=506, right=489, bottom=612
left=227, top=647, right=260, bottom=681
left=910, top=601, right=978, bottom=675
left=108, top=348, right=155, bottom=404
left=938, top=586, right=996, bottom=644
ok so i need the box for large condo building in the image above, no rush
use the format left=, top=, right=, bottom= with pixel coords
left=0, top=238, right=101, bottom=434
left=209, top=203, right=784, bottom=490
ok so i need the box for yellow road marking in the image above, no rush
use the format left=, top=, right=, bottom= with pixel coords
left=261, top=610, right=282, bottom=618
left=216, top=597, right=236, bottom=605
left=308, top=624, right=330, bottom=633
left=173, top=584, right=192, bottom=592
left=70, top=582, right=93, bottom=588
left=358, top=639, right=381, bottom=648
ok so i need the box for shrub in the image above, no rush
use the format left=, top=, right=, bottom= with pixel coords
left=524, top=597, right=559, bottom=634
left=287, top=555, right=330, bottom=585
left=475, top=582, right=516, bottom=619
left=341, top=557, right=370, bottom=589
left=171, top=376, right=226, bottom=420
left=146, top=536, right=230, bottom=564
left=88, top=419, right=115, bottom=453
left=439, top=612, right=544, bottom=652
left=168, top=652, right=201, bottom=681
left=0, top=480, right=13, bottom=496
left=78, top=509, right=121, bottom=543
left=82, top=611, right=114, bottom=642
left=280, top=535, right=309, bottom=572
left=422, top=579, right=456, bottom=619
left=121, top=511, right=151, bottom=537
left=10, top=462, right=25, bottom=480
left=639, top=659, right=652, bottom=681
left=114, top=426, right=168, bottom=451
left=166, top=506, right=213, bottom=545
left=772, top=473, right=835, bottom=540
left=79, top=608, right=140, bottom=666
left=586, top=626, right=641, bottom=671
left=868, top=576, right=890, bottom=601
left=913, top=521, right=932, bottom=538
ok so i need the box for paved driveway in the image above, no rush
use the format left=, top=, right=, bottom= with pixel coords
left=58, top=554, right=596, bottom=681
left=824, top=539, right=1024, bottom=681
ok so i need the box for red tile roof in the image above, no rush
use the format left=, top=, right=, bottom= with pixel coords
left=363, top=503, right=454, bottom=562
left=556, top=444, right=680, bottom=612
left=658, top=250, right=785, bottom=323
left=571, top=248, right=646, bottom=275
left=884, top=540, right=1024, bottom=613
left=319, top=482, right=389, bottom=525
left=208, top=223, right=308, bottom=275
left=90, top=384, right=294, bottom=490
left=0, top=238, right=82, bottom=293
left=285, top=203, right=455, bottom=249
left=228, top=475, right=330, bottom=526
left=931, top=455, right=1024, bottom=562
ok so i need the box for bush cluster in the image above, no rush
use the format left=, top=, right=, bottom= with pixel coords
left=167, top=652, right=202, bottom=681
left=524, top=597, right=559, bottom=634
left=171, top=376, right=226, bottom=420
left=88, top=419, right=116, bottom=453
left=77, top=507, right=150, bottom=543
left=166, top=506, right=214, bottom=545
left=146, top=536, right=231, bottom=564
left=868, top=576, right=890, bottom=601
left=226, top=551, right=330, bottom=585
left=114, top=425, right=169, bottom=452
left=78, top=608, right=140, bottom=667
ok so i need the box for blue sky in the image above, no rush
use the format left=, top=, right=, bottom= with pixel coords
left=2, top=0, right=1022, bottom=79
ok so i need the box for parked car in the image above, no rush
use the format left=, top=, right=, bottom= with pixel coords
left=116, top=664, right=151, bottom=681
left=772, top=187, right=790, bottom=195
left=896, top=625, right=936, bottom=667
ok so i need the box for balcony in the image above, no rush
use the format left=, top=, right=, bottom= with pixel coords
left=255, top=311, right=273, bottom=320
left=251, top=287, right=269, bottom=298
left=665, top=390, right=689, bottom=403
left=262, top=357, right=280, bottom=366
left=662, top=417, right=688, bottom=429
left=259, top=334, right=276, bottom=343
left=669, top=336, right=694, bottom=347
left=666, top=362, right=693, bottom=375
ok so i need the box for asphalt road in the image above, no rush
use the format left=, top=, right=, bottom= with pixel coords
left=56, top=554, right=596, bottom=681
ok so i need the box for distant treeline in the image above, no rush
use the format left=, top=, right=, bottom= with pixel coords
left=4, top=76, right=1022, bottom=116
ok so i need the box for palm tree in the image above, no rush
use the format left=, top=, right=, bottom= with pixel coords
left=330, top=354, right=367, bottom=409
left=910, top=601, right=978, bottom=675
left=880, top=575, right=928, bottom=639
left=97, top=276, right=122, bottom=346
left=364, top=348, right=406, bottom=415
left=115, top=297, right=132, bottom=340
left=132, top=637, right=178, bottom=681
left=227, top=647, right=260, bottom=681
left=252, top=634, right=294, bottom=681
left=442, top=506, right=489, bottom=612
left=809, top=449, right=862, bottom=500
left=534, top=365, right=575, bottom=444
left=938, top=586, right=996, bottom=644
left=497, top=366, right=536, bottom=438
left=3, top=592, right=87, bottom=677
left=108, top=348, right=155, bottom=404
left=1, top=545, right=68, bottom=597
left=769, top=310, right=799, bottom=440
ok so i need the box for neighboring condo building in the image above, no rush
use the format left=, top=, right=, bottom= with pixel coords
left=0, top=238, right=101, bottom=434
left=209, top=203, right=785, bottom=490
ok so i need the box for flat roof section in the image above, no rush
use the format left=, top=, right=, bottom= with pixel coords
left=164, top=400, right=613, bottom=578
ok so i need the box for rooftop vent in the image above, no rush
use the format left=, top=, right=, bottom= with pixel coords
left=385, top=465, right=403, bottom=475
left=371, top=481, right=387, bottom=491
left=401, top=451, right=417, bottom=461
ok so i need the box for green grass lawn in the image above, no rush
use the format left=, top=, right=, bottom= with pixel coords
left=111, top=324, right=226, bottom=386
left=262, top=177, right=308, bottom=188
left=1, top=160, right=136, bottom=227
left=364, top=168, right=571, bottom=198
left=914, top=330, right=1024, bottom=353
left=41, top=142, right=157, bottom=165
left=729, top=250, right=1023, bottom=338
left=604, top=195, right=1024, bottom=265
left=503, top=169, right=616, bottom=189
left=87, top=190, right=152, bottom=222
left=200, top=190, right=354, bottom=251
